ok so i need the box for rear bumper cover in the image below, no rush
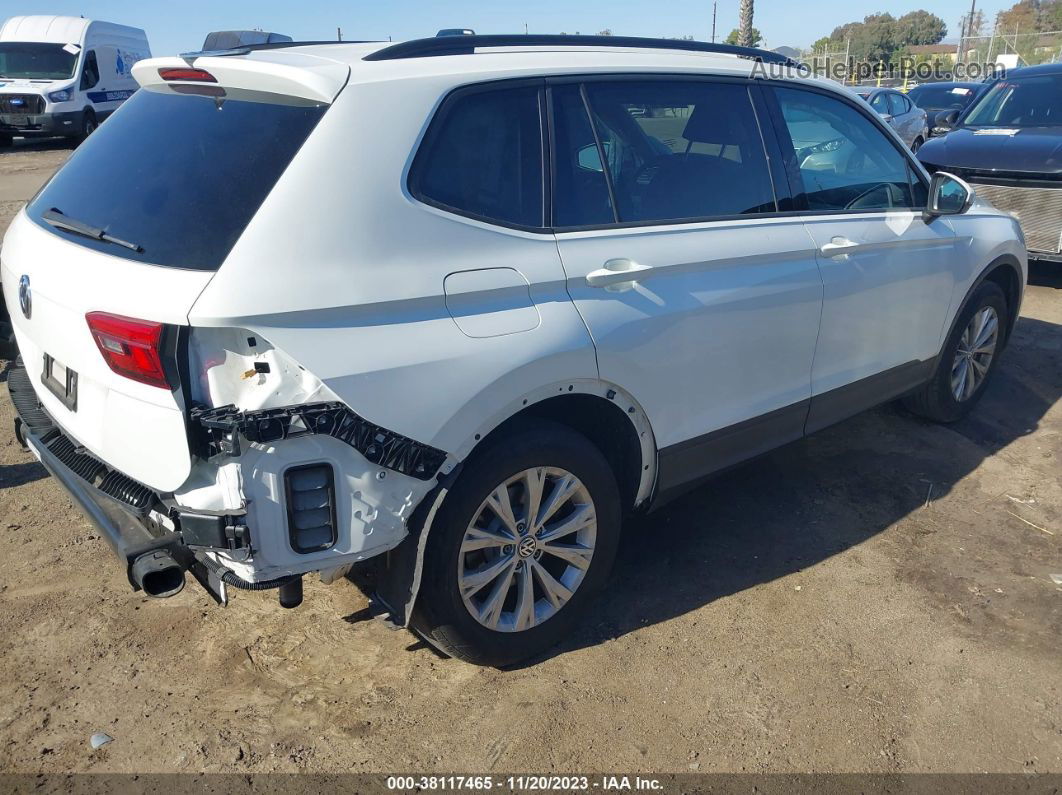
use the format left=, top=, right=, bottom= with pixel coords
left=24, top=424, right=186, bottom=581
left=6, top=357, right=230, bottom=599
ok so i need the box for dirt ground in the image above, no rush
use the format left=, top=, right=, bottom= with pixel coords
left=0, top=140, right=1059, bottom=777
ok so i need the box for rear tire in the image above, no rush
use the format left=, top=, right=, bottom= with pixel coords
left=411, top=419, right=621, bottom=667
left=903, top=281, right=1008, bottom=423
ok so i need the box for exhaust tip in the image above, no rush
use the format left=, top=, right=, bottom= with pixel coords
left=132, top=551, right=185, bottom=598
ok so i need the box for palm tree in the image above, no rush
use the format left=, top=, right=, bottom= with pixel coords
left=738, top=0, right=755, bottom=47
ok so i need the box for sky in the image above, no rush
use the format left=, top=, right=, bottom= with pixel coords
left=3, top=1, right=1017, bottom=55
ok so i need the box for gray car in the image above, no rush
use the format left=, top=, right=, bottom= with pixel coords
left=856, top=88, right=929, bottom=152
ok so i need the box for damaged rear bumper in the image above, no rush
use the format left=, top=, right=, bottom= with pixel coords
left=7, top=357, right=274, bottom=604
left=7, top=355, right=443, bottom=609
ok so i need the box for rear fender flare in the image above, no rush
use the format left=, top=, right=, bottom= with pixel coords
left=374, top=378, right=657, bottom=628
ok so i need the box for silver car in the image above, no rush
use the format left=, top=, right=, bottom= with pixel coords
left=856, top=88, right=929, bottom=152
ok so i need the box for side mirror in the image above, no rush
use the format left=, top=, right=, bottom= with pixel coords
left=576, top=141, right=612, bottom=173
left=933, top=109, right=960, bottom=134
left=576, top=143, right=604, bottom=172
left=925, top=172, right=973, bottom=219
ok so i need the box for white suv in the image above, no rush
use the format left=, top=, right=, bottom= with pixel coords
left=1, top=36, right=1027, bottom=666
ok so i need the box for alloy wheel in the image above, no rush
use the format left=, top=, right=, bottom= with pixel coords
left=951, top=306, right=999, bottom=402
left=458, top=467, right=597, bottom=633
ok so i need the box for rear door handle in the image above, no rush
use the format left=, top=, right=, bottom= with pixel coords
left=586, top=258, right=652, bottom=288
left=820, top=236, right=859, bottom=256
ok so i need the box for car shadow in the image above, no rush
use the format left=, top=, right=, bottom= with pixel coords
left=0, top=459, right=47, bottom=489
left=1029, top=259, right=1062, bottom=290
left=0, top=138, right=76, bottom=155
left=509, top=314, right=1062, bottom=668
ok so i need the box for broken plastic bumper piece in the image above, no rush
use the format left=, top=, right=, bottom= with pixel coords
left=190, top=401, right=447, bottom=480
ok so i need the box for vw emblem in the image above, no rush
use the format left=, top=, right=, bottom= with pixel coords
left=18, top=274, right=31, bottom=319
left=517, top=535, right=538, bottom=558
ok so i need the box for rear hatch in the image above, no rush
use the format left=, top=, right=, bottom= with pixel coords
left=1, top=48, right=349, bottom=491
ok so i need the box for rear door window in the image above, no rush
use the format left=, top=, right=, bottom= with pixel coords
left=552, top=79, right=776, bottom=226
left=410, top=85, right=544, bottom=229
left=888, top=93, right=909, bottom=116
left=27, top=86, right=327, bottom=270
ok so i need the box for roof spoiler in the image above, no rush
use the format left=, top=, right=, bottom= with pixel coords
left=179, top=40, right=375, bottom=61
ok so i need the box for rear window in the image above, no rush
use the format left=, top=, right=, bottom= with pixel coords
left=909, top=85, right=976, bottom=110
left=410, top=85, right=544, bottom=229
left=27, top=86, right=327, bottom=270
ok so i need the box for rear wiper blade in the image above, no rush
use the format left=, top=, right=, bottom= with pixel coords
left=41, top=208, right=143, bottom=253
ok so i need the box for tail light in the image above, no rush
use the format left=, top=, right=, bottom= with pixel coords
left=157, top=67, right=217, bottom=82
left=86, top=312, right=172, bottom=389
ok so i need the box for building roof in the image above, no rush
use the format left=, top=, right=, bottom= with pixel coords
left=908, top=44, right=957, bottom=56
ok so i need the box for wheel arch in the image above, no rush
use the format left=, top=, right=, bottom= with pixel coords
left=445, top=381, right=657, bottom=512
left=372, top=381, right=658, bottom=629
left=965, top=254, right=1024, bottom=345
left=978, top=255, right=1023, bottom=341
left=475, top=392, right=652, bottom=514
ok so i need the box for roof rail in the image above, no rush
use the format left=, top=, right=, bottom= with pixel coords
left=363, top=35, right=797, bottom=65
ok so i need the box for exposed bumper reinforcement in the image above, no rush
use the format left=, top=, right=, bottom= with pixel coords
left=190, top=401, right=447, bottom=481
left=24, top=425, right=187, bottom=587
left=6, top=359, right=290, bottom=605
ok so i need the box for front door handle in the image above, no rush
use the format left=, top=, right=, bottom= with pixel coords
left=586, top=258, right=652, bottom=288
left=820, top=236, right=859, bottom=256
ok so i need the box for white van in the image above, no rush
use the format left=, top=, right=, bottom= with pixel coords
left=0, top=15, right=150, bottom=145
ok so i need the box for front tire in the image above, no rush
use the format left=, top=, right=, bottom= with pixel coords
left=77, top=110, right=97, bottom=144
left=411, top=419, right=621, bottom=666
left=903, top=281, right=1008, bottom=423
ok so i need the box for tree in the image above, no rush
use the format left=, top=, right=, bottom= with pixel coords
left=597, top=28, right=613, bottom=36
left=959, top=9, right=987, bottom=39
left=1046, top=2, right=1062, bottom=30
left=852, top=12, right=898, bottom=61
left=726, top=27, right=762, bottom=47
left=738, top=0, right=755, bottom=47
left=822, top=10, right=946, bottom=62
left=996, top=0, right=1046, bottom=32
left=895, top=9, right=948, bottom=45
left=811, top=35, right=836, bottom=53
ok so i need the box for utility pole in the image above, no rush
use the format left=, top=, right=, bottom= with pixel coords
left=337, top=26, right=342, bottom=41
left=959, top=0, right=977, bottom=65
left=711, top=1, right=717, bottom=43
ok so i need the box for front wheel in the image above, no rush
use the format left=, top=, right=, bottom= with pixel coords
left=411, top=419, right=621, bottom=666
left=903, top=281, right=1008, bottom=423
left=76, top=110, right=97, bottom=144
